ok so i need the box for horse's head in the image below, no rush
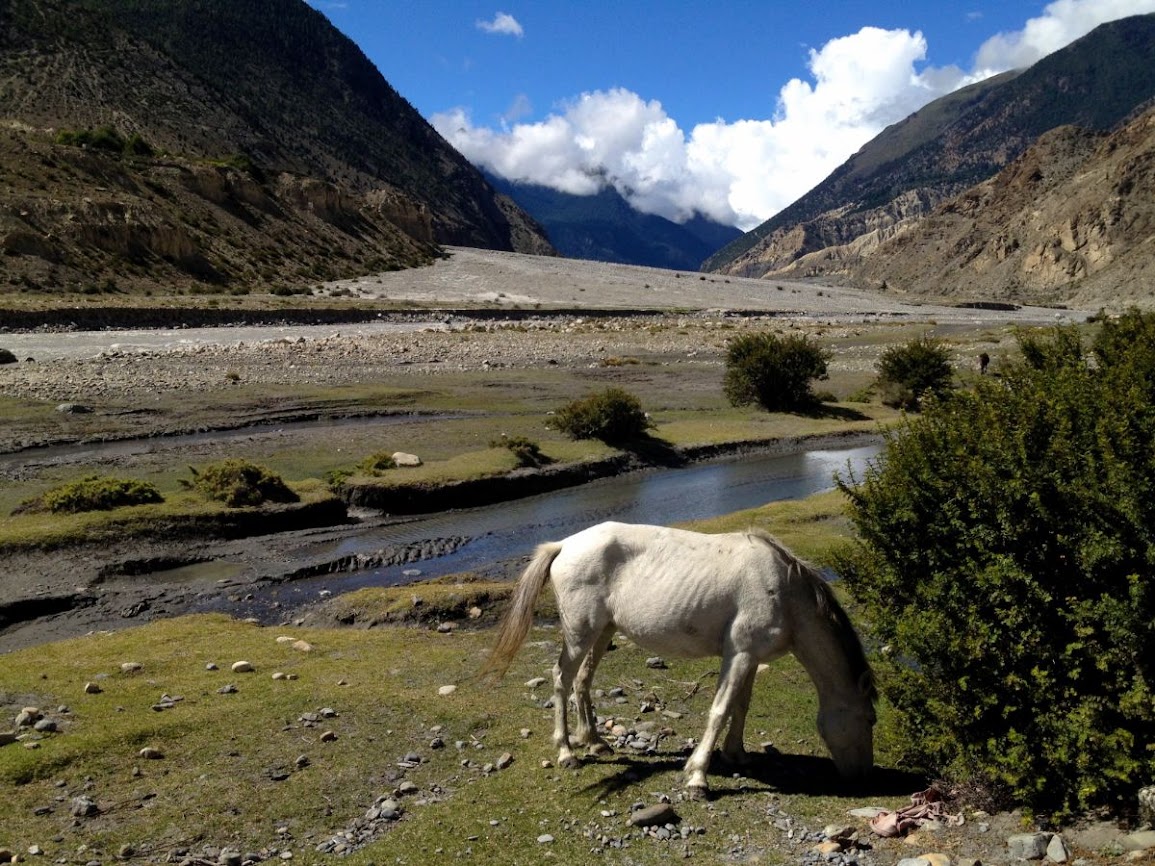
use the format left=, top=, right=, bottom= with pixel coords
left=817, top=671, right=876, bottom=779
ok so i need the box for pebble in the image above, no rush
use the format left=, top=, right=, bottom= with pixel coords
left=438, top=684, right=457, bottom=696
left=218, top=684, right=238, bottom=694
left=537, top=834, right=555, bottom=844
left=495, top=752, right=514, bottom=770
left=292, top=640, right=313, bottom=652
left=525, top=677, right=547, bottom=688
left=84, top=682, right=103, bottom=694
left=71, top=796, right=98, bottom=817
left=231, top=661, right=254, bottom=673
left=319, top=731, right=338, bottom=742
left=139, top=747, right=164, bottom=759
left=120, top=662, right=142, bottom=673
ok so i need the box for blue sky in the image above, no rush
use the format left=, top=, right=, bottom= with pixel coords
left=307, top=0, right=1155, bottom=228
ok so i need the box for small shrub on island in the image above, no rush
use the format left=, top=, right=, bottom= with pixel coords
left=182, top=459, right=298, bottom=507
left=876, top=335, right=954, bottom=410
left=549, top=388, right=652, bottom=444
left=723, top=332, right=830, bottom=412
left=16, top=475, right=163, bottom=515
left=490, top=436, right=551, bottom=468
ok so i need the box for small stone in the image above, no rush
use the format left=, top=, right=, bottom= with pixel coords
left=392, top=451, right=422, bottom=467
left=629, top=803, right=680, bottom=827
left=1122, top=831, right=1155, bottom=852
left=23, top=741, right=40, bottom=750
left=276, top=635, right=296, bottom=644
left=205, top=663, right=219, bottom=671
left=120, top=662, right=142, bottom=673
left=438, top=684, right=457, bottom=696
left=397, top=780, right=419, bottom=795
left=468, top=606, right=483, bottom=619
left=218, top=683, right=238, bottom=694
left=84, top=682, right=103, bottom=694
left=645, top=657, right=667, bottom=669
left=291, top=640, right=312, bottom=653
left=139, top=747, right=164, bottom=759
left=495, top=752, right=514, bottom=770
left=525, top=677, right=547, bottom=689
left=1009, top=832, right=1052, bottom=860
left=813, top=841, right=843, bottom=855
left=27, top=845, right=43, bottom=856
left=33, top=719, right=57, bottom=733
left=118, top=843, right=135, bottom=859
left=295, top=754, right=310, bottom=768
left=1047, top=834, right=1071, bottom=862
left=0, top=732, right=16, bottom=747
left=71, top=795, right=98, bottom=817
left=921, top=854, right=952, bottom=866
left=536, top=834, right=554, bottom=844
left=848, top=806, right=888, bottom=818
left=319, top=731, right=338, bottom=742
left=272, top=672, right=287, bottom=681
left=520, top=728, right=532, bottom=739
left=231, top=661, right=254, bottom=673
left=436, top=622, right=454, bottom=633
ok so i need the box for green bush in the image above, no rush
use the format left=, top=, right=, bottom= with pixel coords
left=723, top=332, right=830, bottom=411
left=22, top=475, right=163, bottom=515
left=183, top=460, right=299, bottom=507
left=491, top=436, right=551, bottom=468
left=360, top=452, right=397, bottom=475
left=838, top=315, right=1155, bottom=818
left=876, top=336, right=954, bottom=410
left=549, top=388, right=652, bottom=444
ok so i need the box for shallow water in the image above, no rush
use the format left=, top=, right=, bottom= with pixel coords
left=204, top=442, right=882, bottom=618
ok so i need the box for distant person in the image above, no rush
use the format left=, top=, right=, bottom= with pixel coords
left=979, top=352, right=990, bottom=375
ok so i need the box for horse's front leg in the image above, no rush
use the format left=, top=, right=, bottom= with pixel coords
left=684, top=650, right=756, bottom=797
left=721, top=666, right=758, bottom=765
left=572, top=625, right=615, bottom=757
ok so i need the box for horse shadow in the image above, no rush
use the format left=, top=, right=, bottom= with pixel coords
left=793, top=403, right=872, bottom=422
left=577, top=749, right=925, bottom=801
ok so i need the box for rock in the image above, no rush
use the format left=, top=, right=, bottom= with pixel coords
left=392, top=451, right=422, bottom=467
left=291, top=640, right=313, bottom=652
left=468, top=606, right=483, bottom=619
left=436, top=622, right=454, bottom=633
left=272, top=672, right=287, bottom=680
left=895, top=859, right=931, bottom=866
left=33, top=719, right=57, bottom=733
left=0, top=732, right=16, bottom=747
left=15, top=711, right=38, bottom=728
left=629, top=803, right=680, bottom=827
left=397, top=780, right=419, bottom=796
left=56, top=403, right=92, bottom=414
left=645, top=656, right=668, bottom=669
left=218, top=683, right=238, bottom=694
left=921, top=854, right=952, bottom=866
left=525, top=677, right=547, bottom=689
left=120, top=662, right=143, bottom=673
left=849, top=806, right=888, bottom=819
left=812, top=841, right=842, bottom=855
left=1122, top=831, right=1155, bottom=852
left=276, top=635, right=296, bottom=644
left=319, top=731, right=338, bottom=742
left=71, top=795, right=98, bottom=817
left=231, top=661, right=254, bottom=673
left=139, top=747, right=164, bottom=759
left=536, top=834, right=555, bottom=844
left=1140, top=785, right=1155, bottom=825
left=438, top=684, right=457, bottom=696
left=495, top=752, right=514, bottom=770
left=84, top=682, right=103, bottom=694
left=205, top=663, right=219, bottom=671
left=1009, top=832, right=1053, bottom=860
left=1047, top=834, right=1071, bottom=862
left=118, top=843, right=135, bottom=860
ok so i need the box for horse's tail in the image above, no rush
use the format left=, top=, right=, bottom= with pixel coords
left=482, top=541, right=564, bottom=678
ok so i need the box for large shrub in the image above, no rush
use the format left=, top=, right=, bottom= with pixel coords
left=550, top=388, right=651, bottom=444
left=184, top=459, right=299, bottom=508
left=23, top=475, right=163, bottom=514
left=838, top=315, right=1155, bottom=818
left=876, top=336, right=953, bottom=410
left=723, top=332, right=830, bottom=411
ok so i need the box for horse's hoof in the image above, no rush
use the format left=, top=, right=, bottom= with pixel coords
left=559, top=756, right=582, bottom=770
left=686, top=784, right=709, bottom=801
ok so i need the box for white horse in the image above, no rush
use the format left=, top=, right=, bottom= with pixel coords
left=484, top=521, right=876, bottom=796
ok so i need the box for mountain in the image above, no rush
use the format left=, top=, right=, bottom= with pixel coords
left=848, top=106, right=1155, bottom=308
left=485, top=175, right=742, bottom=271
left=703, top=14, right=1155, bottom=292
left=0, top=0, right=552, bottom=296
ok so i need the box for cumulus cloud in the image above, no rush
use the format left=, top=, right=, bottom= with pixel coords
left=439, top=1, right=1155, bottom=229
left=975, top=0, right=1155, bottom=72
left=476, top=11, right=523, bottom=37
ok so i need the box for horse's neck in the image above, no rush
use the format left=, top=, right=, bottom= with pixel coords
left=787, top=597, right=860, bottom=707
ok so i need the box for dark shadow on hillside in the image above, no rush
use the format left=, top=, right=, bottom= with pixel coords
left=576, top=749, right=926, bottom=802
left=793, top=403, right=872, bottom=422
left=618, top=433, right=686, bottom=467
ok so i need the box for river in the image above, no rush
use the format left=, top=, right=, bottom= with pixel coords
left=199, top=441, right=882, bottom=618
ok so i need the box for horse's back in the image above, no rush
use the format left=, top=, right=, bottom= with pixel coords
left=549, top=522, right=790, bottom=659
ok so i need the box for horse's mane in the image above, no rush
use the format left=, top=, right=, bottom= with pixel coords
left=746, top=529, right=877, bottom=704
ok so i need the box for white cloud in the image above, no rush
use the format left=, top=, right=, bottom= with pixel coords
left=975, top=0, right=1155, bottom=73
left=440, top=1, right=1155, bottom=230
left=477, top=11, right=523, bottom=37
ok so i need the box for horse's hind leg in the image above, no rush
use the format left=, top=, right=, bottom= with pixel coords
left=573, top=624, right=615, bottom=756
left=552, top=632, right=591, bottom=771
left=684, top=649, right=756, bottom=797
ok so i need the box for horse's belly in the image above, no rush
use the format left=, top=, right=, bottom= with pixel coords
left=613, top=616, right=722, bottom=659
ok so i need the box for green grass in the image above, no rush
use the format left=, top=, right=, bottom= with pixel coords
left=0, top=616, right=905, bottom=865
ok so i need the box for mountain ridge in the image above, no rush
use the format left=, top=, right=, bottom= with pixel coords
left=0, top=0, right=553, bottom=296
left=703, top=13, right=1155, bottom=307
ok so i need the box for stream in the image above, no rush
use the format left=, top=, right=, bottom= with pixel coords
left=194, top=441, right=882, bottom=620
